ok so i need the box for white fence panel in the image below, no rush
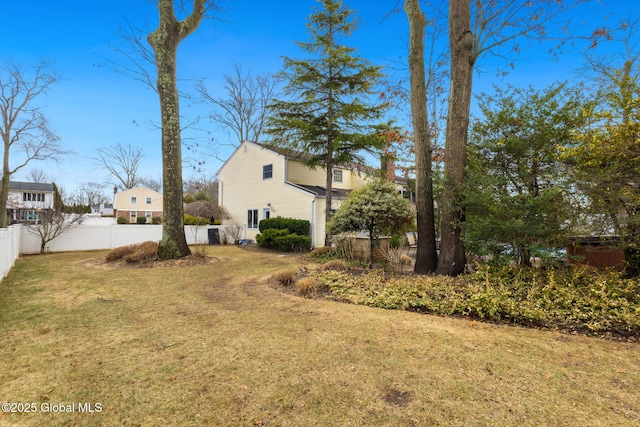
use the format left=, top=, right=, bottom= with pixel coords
left=19, top=224, right=225, bottom=254
left=1, top=224, right=22, bottom=282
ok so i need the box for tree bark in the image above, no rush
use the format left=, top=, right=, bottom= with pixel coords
left=404, top=0, right=438, bottom=274
left=437, top=0, right=474, bottom=276
left=148, top=0, right=205, bottom=259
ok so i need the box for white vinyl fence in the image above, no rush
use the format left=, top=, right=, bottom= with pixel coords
left=1, top=224, right=21, bottom=282
left=1, top=224, right=233, bottom=283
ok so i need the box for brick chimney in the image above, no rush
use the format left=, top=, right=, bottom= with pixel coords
left=380, top=155, right=396, bottom=182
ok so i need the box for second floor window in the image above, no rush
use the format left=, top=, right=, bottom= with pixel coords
left=146, top=197, right=152, bottom=204
left=131, top=196, right=137, bottom=204
left=333, top=169, right=343, bottom=183
left=263, top=164, right=273, bottom=180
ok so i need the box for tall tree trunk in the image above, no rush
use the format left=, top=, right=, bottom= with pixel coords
left=148, top=0, right=205, bottom=259
left=325, top=150, right=333, bottom=247
left=437, top=0, right=474, bottom=276
left=404, top=0, right=438, bottom=274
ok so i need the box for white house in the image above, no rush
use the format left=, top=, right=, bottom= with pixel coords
left=216, top=140, right=405, bottom=247
left=6, top=181, right=56, bottom=223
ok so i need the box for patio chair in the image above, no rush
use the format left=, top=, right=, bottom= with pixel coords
left=406, top=231, right=417, bottom=255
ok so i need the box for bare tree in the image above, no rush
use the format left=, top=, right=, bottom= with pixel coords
left=139, top=175, right=163, bottom=192
left=0, top=60, right=67, bottom=227
left=93, top=143, right=143, bottom=190
left=183, top=173, right=218, bottom=202
left=196, top=63, right=277, bottom=149
left=147, top=0, right=221, bottom=259
left=27, top=167, right=49, bottom=183
left=76, top=182, right=110, bottom=207
left=184, top=200, right=229, bottom=222
left=24, top=209, right=84, bottom=254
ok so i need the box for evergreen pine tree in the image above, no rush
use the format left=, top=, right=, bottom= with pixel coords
left=266, top=0, right=388, bottom=246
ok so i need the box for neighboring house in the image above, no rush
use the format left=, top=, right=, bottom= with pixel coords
left=91, top=203, right=114, bottom=217
left=216, top=140, right=406, bottom=247
left=6, top=181, right=56, bottom=224
left=113, top=186, right=163, bottom=223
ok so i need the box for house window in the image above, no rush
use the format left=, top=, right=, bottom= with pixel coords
left=263, top=208, right=271, bottom=220
left=263, top=164, right=273, bottom=180
left=247, top=209, right=259, bottom=229
left=146, top=197, right=152, bottom=204
left=131, top=196, right=137, bottom=204
left=333, top=169, right=343, bottom=183
left=146, top=211, right=152, bottom=218
left=130, top=211, right=137, bottom=221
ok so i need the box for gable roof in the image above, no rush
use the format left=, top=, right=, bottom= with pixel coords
left=9, top=181, right=55, bottom=192
left=216, top=140, right=407, bottom=184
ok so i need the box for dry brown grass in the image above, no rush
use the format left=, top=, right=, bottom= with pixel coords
left=273, top=269, right=298, bottom=286
left=294, top=276, right=321, bottom=296
left=319, top=259, right=348, bottom=271
left=0, top=245, right=639, bottom=426
left=105, top=241, right=159, bottom=263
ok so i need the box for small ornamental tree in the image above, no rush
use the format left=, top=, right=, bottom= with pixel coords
left=24, top=210, right=84, bottom=254
left=328, top=178, right=414, bottom=267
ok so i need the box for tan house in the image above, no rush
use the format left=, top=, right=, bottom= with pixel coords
left=216, top=140, right=403, bottom=247
left=113, top=186, right=163, bottom=223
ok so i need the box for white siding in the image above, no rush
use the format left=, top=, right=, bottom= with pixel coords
left=218, top=141, right=316, bottom=243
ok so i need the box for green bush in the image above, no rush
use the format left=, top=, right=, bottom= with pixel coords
left=136, top=217, right=148, bottom=224
left=275, top=233, right=312, bottom=252
left=317, top=266, right=640, bottom=340
left=256, top=228, right=290, bottom=249
left=152, top=216, right=162, bottom=224
left=259, top=217, right=310, bottom=236
left=117, top=216, right=128, bottom=224
left=183, top=214, right=209, bottom=225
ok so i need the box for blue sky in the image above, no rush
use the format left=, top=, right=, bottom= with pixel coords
left=1, top=0, right=635, bottom=196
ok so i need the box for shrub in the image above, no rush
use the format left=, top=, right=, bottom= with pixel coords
left=117, top=216, right=128, bottom=224
left=275, top=234, right=312, bottom=252
left=152, top=216, right=162, bottom=224
left=274, top=269, right=298, bottom=286
left=319, top=259, right=348, bottom=271
left=296, top=276, right=321, bottom=296
left=106, top=241, right=159, bottom=263
left=310, top=246, right=333, bottom=256
left=184, top=214, right=209, bottom=225
left=136, top=217, right=148, bottom=224
left=256, top=228, right=290, bottom=249
left=318, top=266, right=640, bottom=340
left=123, top=241, right=159, bottom=263
left=400, top=255, right=413, bottom=266
left=259, top=217, right=310, bottom=236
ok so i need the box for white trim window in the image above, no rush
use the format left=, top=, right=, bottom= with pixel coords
left=130, top=211, right=137, bottom=221
left=263, top=208, right=271, bottom=220
left=247, top=209, right=259, bottom=229
left=131, top=196, right=137, bottom=204
left=263, top=164, right=273, bottom=180
left=333, top=169, right=343, bottom=183
left=146, top=197, right=152, bottom=204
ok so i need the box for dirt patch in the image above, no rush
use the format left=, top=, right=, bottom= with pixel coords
left=381, top=387, right=415, bottom=407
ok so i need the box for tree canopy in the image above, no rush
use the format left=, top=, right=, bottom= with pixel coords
left=465, top=83, right=590, bottom=265
left=266, top=0, right=388, bottom=246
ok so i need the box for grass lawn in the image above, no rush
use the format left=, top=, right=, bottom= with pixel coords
left=1, top=245, right=639, bottom=426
